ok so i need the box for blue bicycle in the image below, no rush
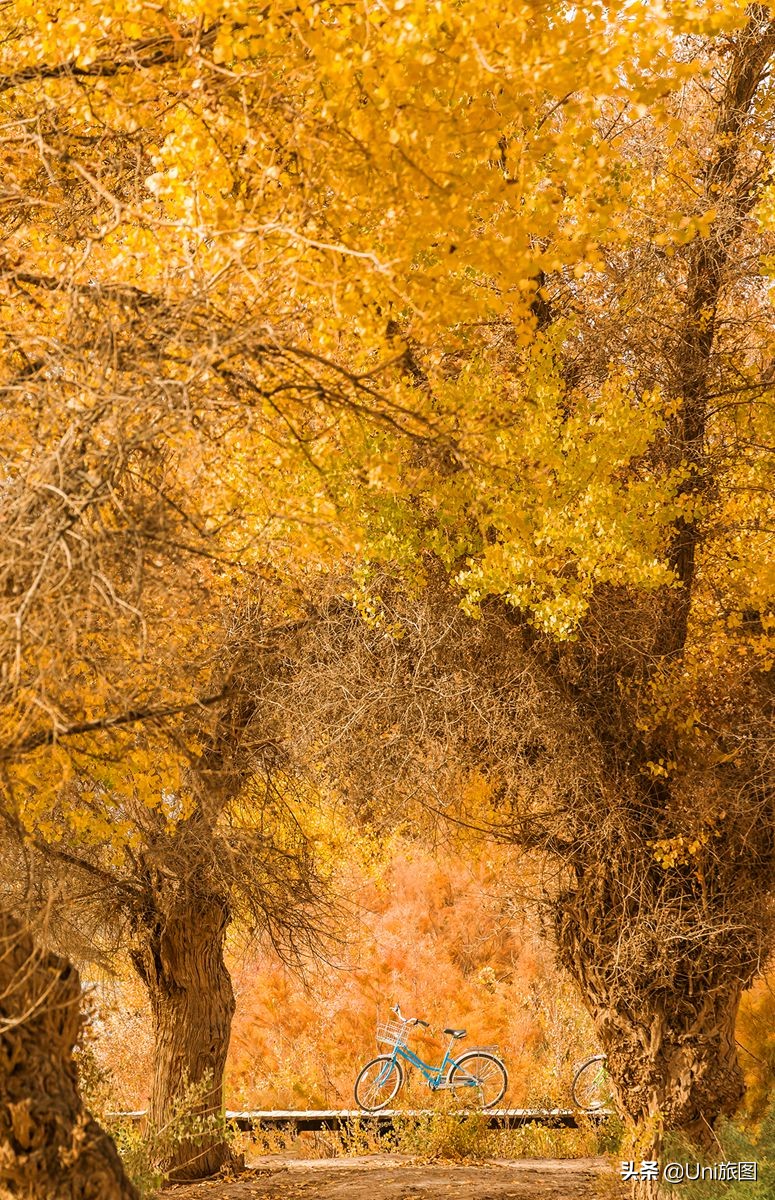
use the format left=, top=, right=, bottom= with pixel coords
left=354, top=1004, right=508, bottom=1111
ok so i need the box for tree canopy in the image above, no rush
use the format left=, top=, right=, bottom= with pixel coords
left=2, top=2, right=775, bottom=1197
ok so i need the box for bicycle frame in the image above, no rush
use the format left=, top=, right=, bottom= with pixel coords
left=375, top=1033, right=477, bottom=1091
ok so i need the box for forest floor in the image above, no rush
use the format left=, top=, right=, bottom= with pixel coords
left=164, top=1154, right=623, bottom=1199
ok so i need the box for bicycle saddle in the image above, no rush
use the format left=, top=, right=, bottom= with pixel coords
left=443, top=1028, right=467, bottom=1038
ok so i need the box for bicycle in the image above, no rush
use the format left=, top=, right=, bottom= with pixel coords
left=571, top=1053, right=612, bottom=1111
left=354, top=1003, right=508, bottom=1112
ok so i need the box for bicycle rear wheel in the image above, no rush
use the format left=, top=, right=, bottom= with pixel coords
left=572, top=1055, right=611, bottom=1111
left=354, top=1055, right=404, bottom=1111
left=448, top=1051, right=507, bottom=1109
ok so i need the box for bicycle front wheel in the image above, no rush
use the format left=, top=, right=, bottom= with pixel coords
left=448, top=1051, right=508, bottom=1109
left=354, top=1055, right=404, bottom=1111
left=572, top=1055, right=611, bottom=1111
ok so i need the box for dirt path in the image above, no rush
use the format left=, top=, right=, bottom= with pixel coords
left=165, top=1155, right=621, bottom=1199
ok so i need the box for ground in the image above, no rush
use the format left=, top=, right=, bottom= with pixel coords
left=164, top=1155, right=622, bottom=1199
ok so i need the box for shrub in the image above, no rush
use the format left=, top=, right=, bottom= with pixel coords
left=102, top=1076, right=243, bottom=1198
left=663, top=1096, right=775, bottom=1199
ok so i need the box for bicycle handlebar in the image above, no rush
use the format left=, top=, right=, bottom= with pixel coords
left=392, top=1003, right=429, bottom=1028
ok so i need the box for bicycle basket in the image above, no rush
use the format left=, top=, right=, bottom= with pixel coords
left=376, top=1018, right=411, bottom=1049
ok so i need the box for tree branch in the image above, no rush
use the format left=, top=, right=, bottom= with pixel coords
left=0, top=690, right=232, bottom=762
left=653, top=6, right=775, bottom=659
left=0, top=26, right=218, bottom=95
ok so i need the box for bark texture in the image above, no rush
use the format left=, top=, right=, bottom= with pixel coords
left=0, top=909, right=138, bottom=1200
left=130, top=883, right=236, bottom=1182
left=547, top=832, right=756, bottom=1200
left=557, top=889, right=748, bottom=1126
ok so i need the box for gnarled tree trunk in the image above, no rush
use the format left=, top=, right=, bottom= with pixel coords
left=0, top=909, right=138, bottom=1200
left=130, top=883, right=236, bottom=1182
left=556, top=855, right=756, bottom=1199
left=602, top=984, right=744, bottom=1145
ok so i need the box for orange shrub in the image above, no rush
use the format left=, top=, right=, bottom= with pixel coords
left=224, top=836, right=597, bottom=1110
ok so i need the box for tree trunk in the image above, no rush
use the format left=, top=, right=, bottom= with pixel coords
left=556, top=874, right=750, bottom=1199
left=0, top=909, right=139, bottom=1200
left=130, top=885, right=236, bottom=1182
left=602, top=984, right=743, bottom=1143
